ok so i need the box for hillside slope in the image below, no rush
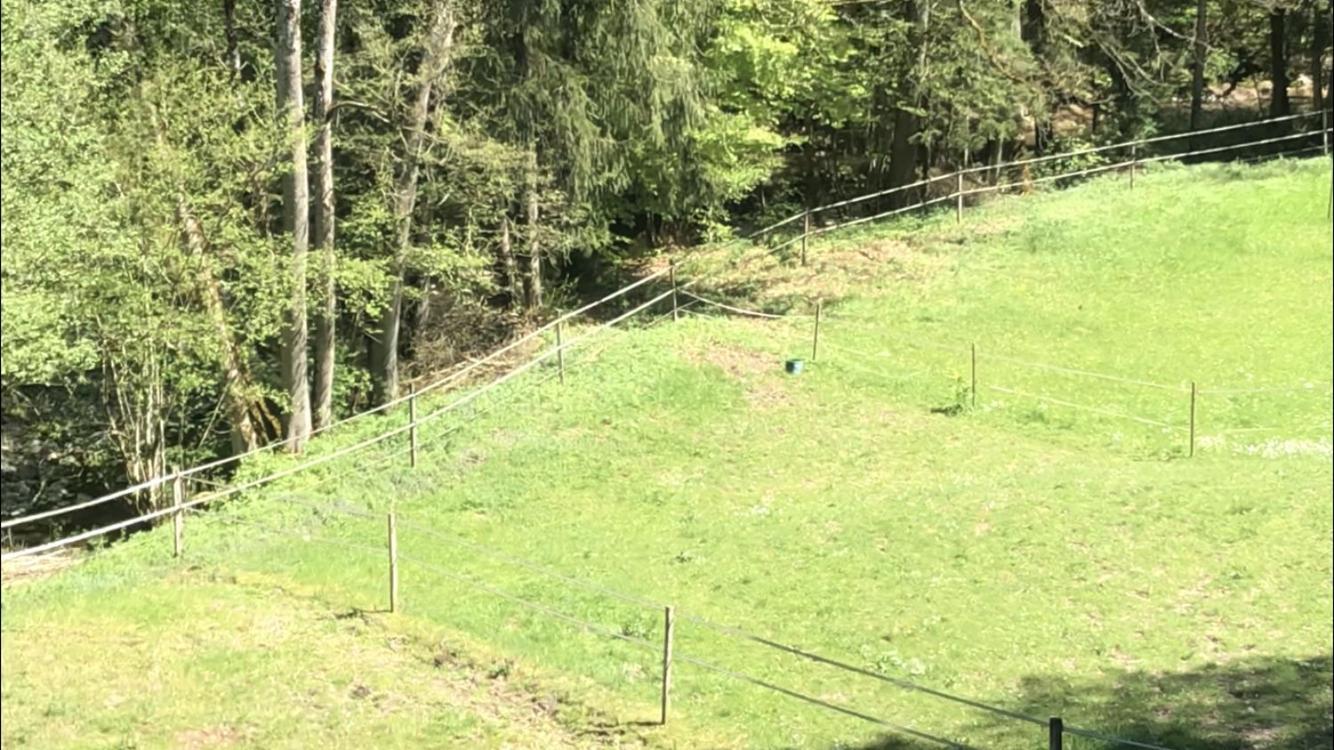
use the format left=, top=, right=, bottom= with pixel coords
left=4, top=158, right=1331, bottom=750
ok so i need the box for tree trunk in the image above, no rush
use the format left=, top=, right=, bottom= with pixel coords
left=1270, top=8, right=1291, bottom=117
left=1188, top=0, right=1208, bottom=130
left=103, top=351, right=168, bottom=511
left=224, top=0, right=241, bottom=79
left=1022, top=0, right=1045, bottom=55
left=1312, top=0, right=1327, bottom=113
left=497, top=214, right=519, bottom=308
left=1022, top=0, right=1052, bottom=154
left=369, top=1, right=456, bottom=405
left=276, top=0, right=312, bottom=451
left=887, top=0, right=929, bottom=208
left=521, top=146, right=542, bottom=310
left=177, top=204, right=261, bottom=455
left=148, top=103, right=261, bottom=455
left=311, top=0, right=337, bottom=431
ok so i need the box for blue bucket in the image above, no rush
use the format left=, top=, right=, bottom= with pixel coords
left=785, top=358, right=805, bottom=375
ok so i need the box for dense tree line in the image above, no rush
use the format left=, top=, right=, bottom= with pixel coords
left=2, top=0, right=1330, bottom=520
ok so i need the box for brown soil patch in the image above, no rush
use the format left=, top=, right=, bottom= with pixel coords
left=1, top=548, right=83, bottom=586
left=687, top=343, right=793, bottom=410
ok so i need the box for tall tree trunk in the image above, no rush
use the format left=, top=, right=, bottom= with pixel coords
left=103, top=350, right=168, bottom=511
left=521, top=146, right=542, bottom=310
left=276, top=0, right=312, bottom=450
left=887, top=0, right=929, bottom=208
left=1022, top=0, right=1052, bottom=154
left=1312, top=0, right=1327, bottom=113
left=311, top=0, right=337, bottom=431
left=148, top=103, right=261, bottom=454
left=177, top=204, right=262, bottom=455
left=886, top=114, right=919, bottom=209
left=497, top=214, right=519, bottom=308
left=1190, top=0, right=1207, bottom=130
left=1021, top=0, right=1045, bottom=53
left=369, top=1, right=456, bottom=405
left=1270, top=8, right=1291, bottom=117
left=224, top=0, right=241, bottom=78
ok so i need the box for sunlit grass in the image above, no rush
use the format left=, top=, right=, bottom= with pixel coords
left=4, top=157, right=1331, bottom=750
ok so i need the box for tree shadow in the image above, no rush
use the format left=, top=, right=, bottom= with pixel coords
left=839, top=654, right=1332, bottom=750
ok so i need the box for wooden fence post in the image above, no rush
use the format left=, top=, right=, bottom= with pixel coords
left=555, top=321, right=566, bottom=385
left=669, top=262, right=680, bottom=322
left=1129, top=144, right=1137, bottom=189
left=408, top=384, right=419, bottom=468
left=171, top=469, right=185, bottom=558
left=955, top=172, right=964, bottom=223
left=660, top=605, right=675, bottom=725
left=1188, top=381, right=1197, bottom=458
left=811, top=301, right=823, bottom=362
left=1323, top=109, right=1329, bottom=156
left=970, top=343, right=977, bottom=409
left=1048, top=717, right=1064, bottom=750
left=801, top=210, right=811, bottom=266
left=388, top=512, right=399, bottom=613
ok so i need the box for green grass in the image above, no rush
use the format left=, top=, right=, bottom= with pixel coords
left=4, top=157, right=1331, bottom=750
left=1, top=572, right=629, bottom=749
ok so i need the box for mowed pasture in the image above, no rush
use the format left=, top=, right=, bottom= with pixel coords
left=3, top=158, right=1331, bottom=749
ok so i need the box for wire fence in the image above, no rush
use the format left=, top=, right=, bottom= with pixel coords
left=107, top=482, right=1177, bottom=750
left=747, top=112, right=1329, bottom=267
left=4, top=109, right=1328, bottom=547
left=2, top=109, right=1328, bottom=748
left=684, top=293, right=1331, bottom=455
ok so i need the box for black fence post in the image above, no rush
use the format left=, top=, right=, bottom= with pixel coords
left=1049, top=717, right=1064, bottom=750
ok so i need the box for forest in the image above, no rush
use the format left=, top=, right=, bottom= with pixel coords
left=2, top=0, right=1330, bottom=522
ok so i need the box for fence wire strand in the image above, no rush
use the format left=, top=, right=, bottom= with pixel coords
left=677, top=612, right=1048, bottom=726
left=674, top=652, right=973, bottom=748
left=680, top=291, right=802, bottom=319
left=975, top=352, right=1187, bottom=392
left=1062, top=723, right=1176, bottom=750
left=987, top=385, right=1179, bottom=429
left=10, top=112, right=1324, bottom=536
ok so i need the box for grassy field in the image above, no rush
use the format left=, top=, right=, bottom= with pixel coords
left=4, top=157, right=1331, bottom=749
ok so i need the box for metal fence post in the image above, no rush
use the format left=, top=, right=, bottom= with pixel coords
left=1129, top=144, right=1137, bottom=189
left=1049, top=717, right=1064, bottom=750
left=660, top=605, right=675, bottom=725
left=1323, top=108, right=1329, bottom=156
left=408, top=384, right=419, bottom=468
left=387, top=512, right=399, bottom=613
left=171, top=469, right=185, bottom=558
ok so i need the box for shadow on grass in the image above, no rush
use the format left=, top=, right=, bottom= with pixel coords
left=841, top=654, right=1332, bottom=750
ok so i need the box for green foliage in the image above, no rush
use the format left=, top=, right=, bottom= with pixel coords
left=4, top=0, right=1328, bottom=511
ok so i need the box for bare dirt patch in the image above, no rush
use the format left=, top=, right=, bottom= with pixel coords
left=687, top=343, right=793, bottom=410
left=689, top=228, right=962, bottom=313
left=1, top=548, right=83, bottom=586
